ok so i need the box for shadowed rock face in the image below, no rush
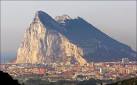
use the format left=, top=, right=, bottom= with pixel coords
left=16, top=10, right=136, bottom=64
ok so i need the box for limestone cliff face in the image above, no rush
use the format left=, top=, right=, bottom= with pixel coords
left=16, top=11, right=87, bottom=65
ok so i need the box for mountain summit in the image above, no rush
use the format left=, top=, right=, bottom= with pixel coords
left=16, top=11, right=136, bottom=65
left=55, top=15, right=72, bottom=24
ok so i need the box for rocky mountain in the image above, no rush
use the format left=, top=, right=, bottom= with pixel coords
left=15, top=11, right=87, bottom=65
left=16, top=10, right=136, bottom=65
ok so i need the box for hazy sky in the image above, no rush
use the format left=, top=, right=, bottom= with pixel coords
left=1, top=1, right=136, bottom=58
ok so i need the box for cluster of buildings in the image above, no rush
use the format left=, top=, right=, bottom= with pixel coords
left=0, top=58, right=137, bottom=82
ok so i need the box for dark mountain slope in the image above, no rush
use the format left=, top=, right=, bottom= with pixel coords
left=57, top=17, right=136, bottom=62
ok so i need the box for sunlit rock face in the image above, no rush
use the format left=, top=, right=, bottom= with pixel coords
left=16, top=11, right=87, bottom=65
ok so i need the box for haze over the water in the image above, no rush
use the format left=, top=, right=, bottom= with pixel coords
left=1, top=1, right=136, bottom=60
